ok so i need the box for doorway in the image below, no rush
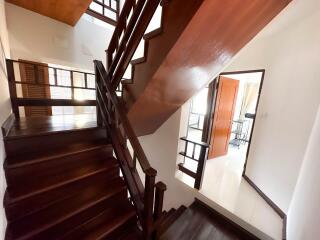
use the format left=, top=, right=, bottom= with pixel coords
left=207, top=70, right=265, bottom=176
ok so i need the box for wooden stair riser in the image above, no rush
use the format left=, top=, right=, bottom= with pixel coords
left=6, top=189, right=128, bottom=240
left=6, top=162, right=119, bottom=200
left=8, top=179, right=125, bottom=228
left=4, top=167, right=120, bottom=222
left=61, top=202, right=136, bottom=240
left=5, top=148, right=114, bottom=187
left=4, top=128, right=107, bottom=157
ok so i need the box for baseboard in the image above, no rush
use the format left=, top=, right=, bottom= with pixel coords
left=243, top=174, right=287, bottom=240
left=282, top=215, right=287, bottom=240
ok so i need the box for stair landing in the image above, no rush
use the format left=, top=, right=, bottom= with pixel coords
left=6, top=114, right=97, bottom=138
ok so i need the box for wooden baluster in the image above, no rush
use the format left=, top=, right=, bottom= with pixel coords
left=192, top=143, right=196, bottom=159
left=84, top=73, right=88, bottom=89
left=143, top=168, right=157, bottom=240
left=53, top=68, right=58, bottom=86
left=194, top=146, right=208, bottom=190
left=6, top=60, right=19, bottom=118
left=132, top=151, right=137, bottom=169
left=70, top=71, right=74, bottom=100
left=106, top=50, right=112, bottom=71
left=116, top=0, right=120, bottom=21
left=33, top=64, right=39, bottom=84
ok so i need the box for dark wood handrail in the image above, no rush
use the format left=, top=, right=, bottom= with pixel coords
left=180, top=137, right=209, bottom=147
left=6, top=59, right=97, bottom=119
left=179, top=136, right=209, bottom=190
left=7, top=59, right=95, bottom=76
left=95, top=60, right=152, bottom=172
left=94, top=60, right=166, bottom=239
left=107, top=0, right=145, bottom=72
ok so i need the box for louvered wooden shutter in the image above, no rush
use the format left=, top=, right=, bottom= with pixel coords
left=19, top=60, right=52, bottom=116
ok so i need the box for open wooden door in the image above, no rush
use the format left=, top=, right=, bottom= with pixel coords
left=208, top=76, right=239, bottom=159
left=19, top=60, right=52, bottom=116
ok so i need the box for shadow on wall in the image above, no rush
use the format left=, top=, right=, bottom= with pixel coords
left=0, top=39, right=6, bottom=75
left=138, top=108, right=196, bottom=210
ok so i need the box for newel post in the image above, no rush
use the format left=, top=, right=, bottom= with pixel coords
left=143, top=168, right=157, bottom=240
left=154, top=182, right=166, bottom=221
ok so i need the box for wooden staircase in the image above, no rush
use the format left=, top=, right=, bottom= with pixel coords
left=161, top=199, right=258, bottom=240
left=107, top=0, right=292, bottom=136
left=3, top=118, right=141, bottom=240
left=121, top=0, right=204, bottom=111
left=1, top=0, right=293, bottom=238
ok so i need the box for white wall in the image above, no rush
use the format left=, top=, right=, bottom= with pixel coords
left=0, top=0, right=11, bottom=238
left=138, top=97, right=274, bottom=240
left=224, top=0, right=320, bottom=213
left=5, top=3, right=114, bottom=71
left=287, top=104, right=320, bottom=239
left=138, top=108, right=196, bottom=210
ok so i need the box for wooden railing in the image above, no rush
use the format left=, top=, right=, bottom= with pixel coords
left=105, top=0, right=161, bottom=91
left=6, top=59, right=97, bottom=119
left=95, top=60, right=166, bottom=239
left=178, top=137, right=209, bottom=189
left=86, top=0, right=120, bottom=26
left=189, top=112, right=206, bottom=130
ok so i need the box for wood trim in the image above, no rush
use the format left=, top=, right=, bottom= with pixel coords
left=9, top=59, right=95, bottom=76
left=180, top=137, right=209, bottom=147
left=178, top=163, right=196, bottom=178
left=243, top=174, right=287, bottom=239
left=194, top=198, right=260, bottom=240
left=243, top=174, right=285, bottom=218
left=210, top=69, right=265, bottom=175
left=202, top=79, right=217, bottom=144
left=220, top=69, right=266, bottom=75
left=282, top=215, right=287, bottom=240
left=13, top=98, right=96, bottom=106
left=242, top=70, right=265, bottom=175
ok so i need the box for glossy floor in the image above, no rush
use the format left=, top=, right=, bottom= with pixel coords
left=177, top=143, right=283, bottom=240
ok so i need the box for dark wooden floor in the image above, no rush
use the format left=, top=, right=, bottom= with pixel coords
left=7, top=114, right=97, bottom=138
left=161, top=199, right=258, bottom=240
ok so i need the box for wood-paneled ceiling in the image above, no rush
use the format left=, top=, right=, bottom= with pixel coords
left=6, top=0, right=93, bottom=26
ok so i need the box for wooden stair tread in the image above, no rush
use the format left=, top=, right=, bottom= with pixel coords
left=6, top=115, right=98, bottom=139
left=118, top=227, right=142, bottom=240
left=143, top=28, right=162, bottom=40
left=161, top=200, right=258, bottom=240
left=131, top=56, right=146, bottom=65
left=5, top=158, right=118, bottom=203
left=61, top=200, right=137, bottom=240
left=159, top=206, right=186, bottom=235
left=4, top=168, right=120, bottom=222
left=6, top=179, right=127, bottom=240
left=6, top=177, right=125, bottom=222
left=161, top=205, right=199, bottom=240
left=5, top=139, right=112, bottom=168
